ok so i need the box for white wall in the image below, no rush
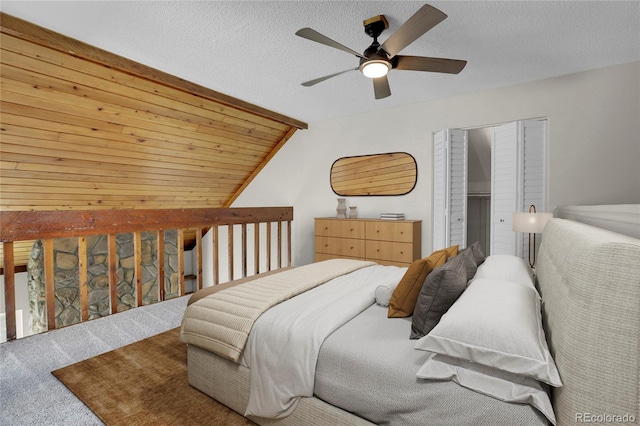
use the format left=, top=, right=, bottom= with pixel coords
left=233, top=61, right=640, bottom=266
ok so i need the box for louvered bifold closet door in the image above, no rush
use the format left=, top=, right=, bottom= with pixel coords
left=432, top=129, right=467, bottom=251
left=519, top=120, right=547, bottom=258
left=448, top=130, right=468, bottom=249
left=491, top=122, right=520, bottom=255
left=432, top=130, right=447, bottom=250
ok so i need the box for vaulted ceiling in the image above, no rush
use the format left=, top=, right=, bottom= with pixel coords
left=2, top=1, right=638, bottom=123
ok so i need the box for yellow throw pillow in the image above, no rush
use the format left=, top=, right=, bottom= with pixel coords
left=388, top=245, right=459, bottom=318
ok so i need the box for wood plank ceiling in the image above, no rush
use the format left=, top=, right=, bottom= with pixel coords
left=0, top=13, right=307, bottom=271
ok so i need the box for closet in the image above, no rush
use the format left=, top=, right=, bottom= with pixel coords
left=432, top=119, right=547, bottom=257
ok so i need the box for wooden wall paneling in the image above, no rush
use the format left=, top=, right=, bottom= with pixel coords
left=43, top=239, right=55, bottom=330
left=2, top=242, right=16, bottom=340
left=0, top=17, right=305, bottom=216
left=0, top=17, right=306, bottom=129
left=78, top=236, right=88, bottom=322
left=225, top=127, right=298, bottom=207
left=157, top=230, right=165, bottom=301
left=195, top=228, right=203, bottom=291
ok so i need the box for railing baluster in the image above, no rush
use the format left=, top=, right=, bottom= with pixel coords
left=157, top=230, right=165, bottom=301
left=134, top=232, right=143, bottom=307
left=228, top=225, right=234, bottom=281
left=213, top=226, right=219, bottom=285
left=78, top=236, right=89, bottom=322
left=287, top=220, right=292, bottom=267
left=254, top=222, right=260, bottom=275
left=44, top=239, right=55, bottom=330
left=267, top=222, right=272, bottom=271
left=196, top=228, right=203, bottom=291
left=277, top=221, right=283, bottom=269
left=241, top=224, right=247, bottom=278
left=178, top=229, right=184, bottom=296
left=3, top=242, right=16, bottom=341
left=108, top=234, right=118, bottom=314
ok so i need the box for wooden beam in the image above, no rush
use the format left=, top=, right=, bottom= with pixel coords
left=2, top=242, right=16, bottom=340
left=0, top=12, right=307, bottom=130
left=225, top=127, right=299, bottom=207
left=0, top=207, right=293, bottom=242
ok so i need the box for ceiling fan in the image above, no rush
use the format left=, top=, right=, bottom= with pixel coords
left=295, top=4, right=467, bottom=100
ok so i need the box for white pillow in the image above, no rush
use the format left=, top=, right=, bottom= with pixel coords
left=470, top=255, right=535, bottom=290
left=374, top=284, right=394, bottom=306
left=415, top=278, right=562, bottom=387
left=417, top=353, right=556, bottom=425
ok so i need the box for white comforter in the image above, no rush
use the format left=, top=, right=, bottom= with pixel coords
left=243, top=264, right=406, bottom=418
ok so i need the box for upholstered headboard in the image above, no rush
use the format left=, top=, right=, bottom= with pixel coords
left=537, top=219, right=640, bottom=425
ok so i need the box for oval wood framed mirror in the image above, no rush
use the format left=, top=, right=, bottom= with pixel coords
left=330, top=152, right=417, bottom=196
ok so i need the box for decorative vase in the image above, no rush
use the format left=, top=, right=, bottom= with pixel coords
left=336, top=198, right=347, bottom=218
left=348, top=206, right=357, bottom=219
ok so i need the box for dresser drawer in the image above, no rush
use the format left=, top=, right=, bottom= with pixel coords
left=365, top=240, right=416, bottom=264
left=366, top=221, right=418, bottom=243
left=315, top=219, right=365, bottom=239
left=315, top=236, right=365, bottom=259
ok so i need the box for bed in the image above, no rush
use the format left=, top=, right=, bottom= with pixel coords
left=179, top=213, right=640, bottom=426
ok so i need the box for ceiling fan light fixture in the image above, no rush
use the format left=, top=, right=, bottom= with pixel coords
left=360, top=60, right=391, bottom=78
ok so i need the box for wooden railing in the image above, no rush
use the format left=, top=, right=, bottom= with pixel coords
left=0, top=207, right=293, bottom=341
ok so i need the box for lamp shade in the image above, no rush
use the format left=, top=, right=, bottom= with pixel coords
left=512, top=212, right=553, bottom=233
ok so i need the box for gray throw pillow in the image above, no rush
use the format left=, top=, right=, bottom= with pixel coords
left=467, top=241, right=485, bottom=266
left=410, top=253, right=468, bottom=339
left=457, top=247, right=478, bottom=282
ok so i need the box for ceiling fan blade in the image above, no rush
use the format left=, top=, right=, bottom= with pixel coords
left=296, top=28, right=367, bottom=60
left=372, top=75, right=391, bottom=99
left=379, top=4, right=447, bottom=58
left=394, top=56, right=467, bottom=74
left=301, top=68, right=357, bottom=87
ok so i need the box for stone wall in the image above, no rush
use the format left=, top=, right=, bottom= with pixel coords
left=27, top=231, right=182, bottom=331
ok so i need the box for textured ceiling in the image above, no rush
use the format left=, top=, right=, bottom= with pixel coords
left=1, top=1, right=639, bottom=124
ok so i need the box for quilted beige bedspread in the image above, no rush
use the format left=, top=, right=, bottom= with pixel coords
left=179, top=259, right=375, bottom=363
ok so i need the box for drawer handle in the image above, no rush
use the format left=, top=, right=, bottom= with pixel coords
left=400, top=231, right=404, bottom=235
left=376, top=249, right=380, bottom=252
left=350, top=228, right=354, bottom=232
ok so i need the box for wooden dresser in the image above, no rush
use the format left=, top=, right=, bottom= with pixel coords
left=314, top=218, right=422, bottom=267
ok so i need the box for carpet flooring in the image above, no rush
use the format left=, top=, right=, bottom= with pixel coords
left=1, top=295, right=187, bottom=425
left=53, top=328, right=254, bottom=425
